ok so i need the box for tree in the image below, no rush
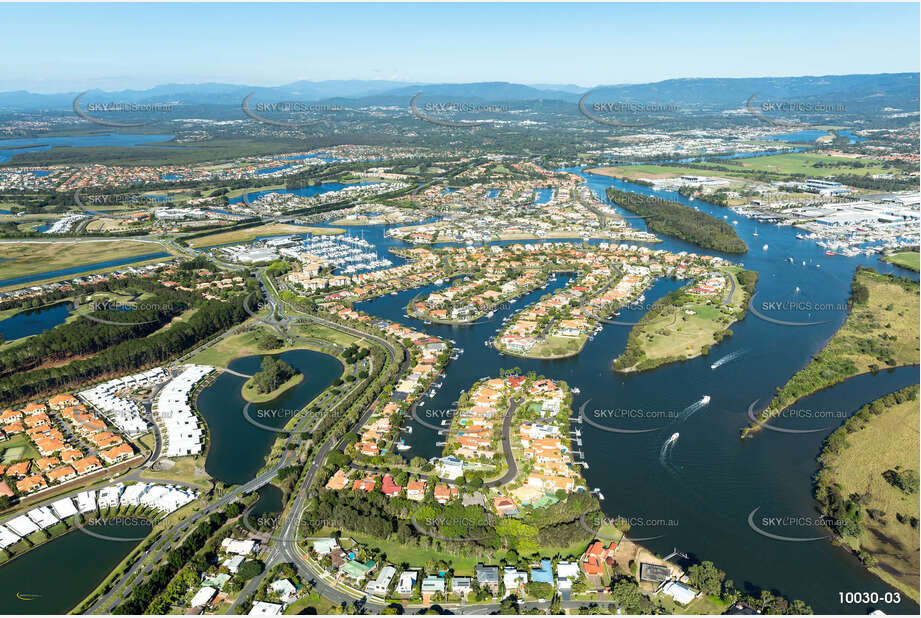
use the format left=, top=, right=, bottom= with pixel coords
left=687, top=560, right=724, bottom=596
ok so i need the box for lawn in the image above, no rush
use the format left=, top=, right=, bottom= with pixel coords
left=882, top=251, right=920, bottom=273
left=1, top=434, right=39, bottom=464
left=748, top=269, right=920, bottom=435
left=186, top=223, right=343, bottom=248
left=823, top=395, right=920, bottom=601
left=614, top=269, right=748, bottom=372
left=526, top=334, right=587, bottom=359
left=323, top=529, right=480, bottom=574
left=190, top=324, right=356, bottom=368
left=588, top=152, right=891, bottom=183
left=0, top=240, right=169, bottom=284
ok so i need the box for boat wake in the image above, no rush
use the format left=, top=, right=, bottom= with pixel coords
left=677, top=395, right=710, bottom=421
left=710, top=349, right=748, bottom=370
left=659, top=432, right=679, bottom=468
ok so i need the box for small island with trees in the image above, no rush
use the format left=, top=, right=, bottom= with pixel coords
left=605, top=188, right=748, bottom=254
left=242, top=355, right=303, bottom=403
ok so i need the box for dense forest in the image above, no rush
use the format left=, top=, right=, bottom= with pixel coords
left=0, top=296, right=251, bottom=405
left=606, top=188, right=748, bottom=253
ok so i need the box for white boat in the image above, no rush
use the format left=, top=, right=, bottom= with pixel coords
left=762, top=244, right=768, bottom=250
left=397, top=441, right=411, bottom=451
left=752, top=232, right=758, bottom=237
left=701, top=395, right=711, bottom=404
left=667, top=432, right=680, bottom=444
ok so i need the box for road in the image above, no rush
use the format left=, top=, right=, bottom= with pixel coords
left=89, top=278, right=407, bottom=614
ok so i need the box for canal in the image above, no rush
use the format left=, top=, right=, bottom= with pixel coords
left=349, top=168, right=918, bottom=614
left=0, top=520, right=152, bottom=614
left=196, top=348, right=343, bottom=485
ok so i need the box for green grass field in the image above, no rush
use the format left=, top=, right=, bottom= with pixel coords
left=825, top=396, right=920, bottom=600
left=882, top=251, right=920, bottom=273
left=590, top=151, right=891, bottom=183
left=749, top=269, right=920, bottom=435
left=187, top=223, right=343, bottom=248
left=0, top=240, right=173, bottom=290
left=1, top=434, right=38, bottom=464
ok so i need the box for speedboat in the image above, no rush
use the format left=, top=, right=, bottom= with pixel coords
left=701, top=395, right=711, bottom=404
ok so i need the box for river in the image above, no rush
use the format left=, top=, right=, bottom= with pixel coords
left=0, top=163, right=915, bottom=612
left=0, top=520, right=151, bottom=614
left=349, top=168, right=918, bottom=614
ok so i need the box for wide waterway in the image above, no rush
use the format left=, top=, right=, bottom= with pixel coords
left=196, top=348, right=342, bottom=485
left=0, top=520, right=151, bottom=614
left=349, top=168, right=918, bottom=614
left=1, top=164, right=915, bottom=613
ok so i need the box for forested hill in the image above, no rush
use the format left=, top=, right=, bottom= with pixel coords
left=606, top=188, right=748, bottom=254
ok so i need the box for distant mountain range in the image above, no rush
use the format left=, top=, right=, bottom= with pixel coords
left=0, top=73, right=916, bottom=112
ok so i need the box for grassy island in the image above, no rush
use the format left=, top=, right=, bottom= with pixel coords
left=605, top=188, right=748, bottom=254
left=743, top=267, right=919, bottom=438
left=241, top=355, right=302, bottom=403
left=814, top=385, right=920, bottom=601
left=613, top=267, right=756, bottom=373
left=882, top=250, right=920, bottom=273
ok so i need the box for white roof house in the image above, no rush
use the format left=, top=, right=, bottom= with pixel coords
left=661, top=581, right=696, bottom=605
left=190, top=586, right=217, bottom=608
left=50, top=497, right=78, bottom=519
left=27, top=506, right=59, bottom=529
left=395, top=570, right=417, bottom=596
left=365, top=565, right=396, bottom=596
left=98, top=485, right=123, bottom=508
left=0, top=524, right=21, bottom=549
left=269, top=579, right=297, bottom=603
left=119, top=483, right=149, bottom=506
left=312, top=537, right=338, bottom=555
left=249, top=601, right=283, bottom=616
left=5, top=515, right=39, bottom=537
left=221, top=537, right=258, bottom=555
left=76, top=490, right=97, bottom=513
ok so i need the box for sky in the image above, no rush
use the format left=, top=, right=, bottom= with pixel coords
left=1, top=2, right=919, bottom=93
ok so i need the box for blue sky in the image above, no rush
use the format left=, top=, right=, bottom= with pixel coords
left=2, top=2, right=918, bottom=92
